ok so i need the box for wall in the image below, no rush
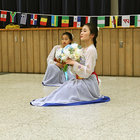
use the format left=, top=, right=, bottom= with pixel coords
left=0, top=27, right=140, bottom=76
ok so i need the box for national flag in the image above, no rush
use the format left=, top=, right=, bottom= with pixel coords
left=10, top=12, right=16, bottom=23
left=40, top=16, right=47, bottom=26
left=0, top=11, right=7, bottom=22
left=51, top=16, right=58, bottom=27
left=30, top=14, right=38, bottom=25
left=110, top=16, right=118, bottom=28
left=97, top=16, right=105, bottom=28
left=61, top=16, right=69, bottom=27
left=135, top=15, right=140, bottom=27
left=117, top=16, right=122, bottom=27
left=85, top=16, right=91, bottom=24
left=20, top=13, right=27, bottom=25
left=90, top=17, right=97, bottom=25
left=122, top=16, right=130, bottom=27
left=73, top=16, right=81, bottom=27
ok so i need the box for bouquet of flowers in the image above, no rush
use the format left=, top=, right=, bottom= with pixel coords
left=63, top=43, right=82, bottom=61
left=55, top=48, right=67, bottom=64
left=55, top=43, right=82, bottom=80
left=55, top=43, right=82, bottom=62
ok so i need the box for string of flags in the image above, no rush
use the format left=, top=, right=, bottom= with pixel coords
left=0, top=10, right=140, bottom=28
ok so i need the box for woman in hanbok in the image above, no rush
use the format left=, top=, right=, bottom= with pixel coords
left=31, top=23, right=110, bottom=107
left=42, top=32, right=74, bottom=87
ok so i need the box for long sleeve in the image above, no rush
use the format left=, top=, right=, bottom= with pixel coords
left=47, top=45, right=61, bottom=65
left=73, top=45, right=97, bottom=78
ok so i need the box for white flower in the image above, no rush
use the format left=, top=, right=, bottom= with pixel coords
left=71, top=43, right=78, bottom=48
left=55, top=48, right=63, bottom=60
left=63, top=49, right=70, bottom=57
left=64, top=43, right=82, bottom=61
left=61, top=55, right=68, bottom=61
left=69, top=54, right=76, bottom=60
left=55, top=43, right=82, bottom=63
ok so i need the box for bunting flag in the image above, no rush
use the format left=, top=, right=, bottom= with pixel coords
left=61, top=16, right=69, bottom=27
left=97, top=16, right=105, bottom=28
left=51, top=16, right=58, bottom=27
left=20, top=13, right=27, bottom=25
left=0, top=11, right=7, bottom=22
left=2, top=9, right=140, bottom=28
left=135, top=15, right=140, bottom=27
left=73, top=16, right=81, bottom=27
left=85, top=16, right=91, bottom=24
left=30, top=14, right=38, bottom=25
left=122, top=16, right=130, bottom=27
left=110, top=16, right=118, bottom=28
left=40, top=16, right=48, bottom=26
left=10, top=12, right=16, bottom=23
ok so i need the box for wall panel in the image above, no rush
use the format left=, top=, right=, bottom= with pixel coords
left=33, top=31, right=40, bottom=73
left=125, top=29, right=133, bottom=76
left=1, top=31, right=8, bottom=72
left=72, top=30, right=80, bottom=45
left=102, top=29, right=111, bottom=75
left=0, top=32, right=2, bottom=72
left=133, top=29, right=140, bottom=76
left=21, top=31, right=27, bottom=72
left=58, top=29, right=66, bottom=45
left=95, top=29, right=103, bottom=75
left=52, top=30, right=59, bottom=47
left=27, top=31, right=34, bottom=73
left=119, top=29, right=126, bottom=76
left=40, top=31, right=47, bottom=73
left=14, top=31, right=21, bottom=72
left=8, top=31, right=15, bottom=72
left=47, top=30, right=53, bottom=57
left=110, top=29, right=119, bottom=75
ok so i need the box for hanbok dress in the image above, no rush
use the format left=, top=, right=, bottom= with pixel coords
left=31, top=44, right=110, bottom=107
left=42, top=45, right=74, bottom=87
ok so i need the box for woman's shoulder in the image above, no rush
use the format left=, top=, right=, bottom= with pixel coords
left=86, top=44, right=97, bottom=53
left=85, top=44, right=97, bottom=59
left=53, top=45, right=61, bottom=49
left=52, top=45, right=62, bottom=52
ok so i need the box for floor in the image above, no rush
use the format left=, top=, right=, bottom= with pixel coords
left=0, top=73, right=139, bottom=140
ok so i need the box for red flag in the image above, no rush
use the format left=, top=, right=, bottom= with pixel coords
left=30, top=14, right=38, bottom=25
left=85, top=16, right=90, bottom=24
left=40, top=17, right=47, bottom=26
left=0, top=11, right=7, bottom=22
left=73, top=16, right=81, bottom=27
left=61, top=16, right=69, bottom=27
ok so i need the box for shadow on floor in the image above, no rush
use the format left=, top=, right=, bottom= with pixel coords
left=0, top=72, right=10, bottom=75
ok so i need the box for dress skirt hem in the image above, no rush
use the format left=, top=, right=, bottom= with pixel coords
left=30, top=96, right=110, bottom=107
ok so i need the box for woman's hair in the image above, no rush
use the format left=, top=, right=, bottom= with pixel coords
left=84, top=23, right=98, bottom=48
left=62, top=32, right=73, bottom=42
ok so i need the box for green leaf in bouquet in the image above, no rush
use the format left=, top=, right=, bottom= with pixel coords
left=77, top=58, right=80, bottom=62
left=69, top=48, right=74, bottom=54
left=78, top=45, right=82, bottom=49
left=63, top=64, right=68, bottom=72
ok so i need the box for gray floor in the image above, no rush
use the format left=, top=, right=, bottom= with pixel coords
left=0, top=73, right=139, bottom=140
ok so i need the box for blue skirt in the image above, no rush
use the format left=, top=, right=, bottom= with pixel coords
left=42, top=64, right=74, bottom=87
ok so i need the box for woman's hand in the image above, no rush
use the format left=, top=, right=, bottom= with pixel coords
left=56, top=62, right=64, bottom=69
left=66, top=58, right=75, bottom=66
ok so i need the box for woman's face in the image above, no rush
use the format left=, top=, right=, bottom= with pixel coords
left=80, top=25, right=93, bottom=41
left=61, top=35, right=71, bottom=47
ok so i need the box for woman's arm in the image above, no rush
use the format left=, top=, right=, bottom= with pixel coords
left=47, top=45, right=64, bottom=68
left=47, top=45, right=59, bottom=65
